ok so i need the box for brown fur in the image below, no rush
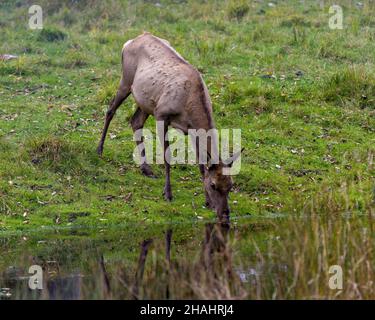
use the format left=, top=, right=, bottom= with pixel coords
left=97, top=32, right=241, bottom=222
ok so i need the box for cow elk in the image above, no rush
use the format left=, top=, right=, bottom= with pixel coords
left=97, top=32, right=243, bottom=223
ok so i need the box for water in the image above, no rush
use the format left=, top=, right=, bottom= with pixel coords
left=0, top=220, right=271, bottom=300
left=1, top=214, right=373, bottom=299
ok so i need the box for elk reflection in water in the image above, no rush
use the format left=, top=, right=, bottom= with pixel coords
left=1, top=214, right=373, bottom=299
left=1, top=222, right=245, bottom=300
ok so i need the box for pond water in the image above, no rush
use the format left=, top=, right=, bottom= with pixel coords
left=0, top=217, right=273, bottom=299
left=1, top=214, right=373, bottom=299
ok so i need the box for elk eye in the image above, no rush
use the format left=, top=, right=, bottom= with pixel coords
left=210, top=182, right=217, bottom=190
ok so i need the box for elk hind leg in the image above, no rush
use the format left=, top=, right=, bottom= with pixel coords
left=97, top=81, right=130, bottom=156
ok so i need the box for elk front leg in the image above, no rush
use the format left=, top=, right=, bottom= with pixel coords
left=97, top=86, right=130, bottom=156
left=130, top=108, right=154, bottom=177
left=157, top=119, right=172, bottom=201
left=194, top=139, right=214, bottom=209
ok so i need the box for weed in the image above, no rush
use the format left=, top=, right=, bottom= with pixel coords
left=227, top=1, right=249, bottom=21
left=37, top=27, right=67, bottom=42
left=322, top=66, right=375, bottom=109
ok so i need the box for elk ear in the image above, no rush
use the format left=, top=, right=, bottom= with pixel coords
left=224, top=148, right=244, bottom=167
left=205, top=151, right=212, bottom=171
left=205, top=151, right=219, bottom=171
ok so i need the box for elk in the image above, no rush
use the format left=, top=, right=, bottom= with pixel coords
left=97, top=32, right=242, bottom=223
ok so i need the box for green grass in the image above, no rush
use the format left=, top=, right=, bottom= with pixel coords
left=0, top=0, right=374, bottom=233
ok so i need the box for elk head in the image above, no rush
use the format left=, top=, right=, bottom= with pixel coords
left=203, top=149, right=244, bottom=223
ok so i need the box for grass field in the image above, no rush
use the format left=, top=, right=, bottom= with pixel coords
left=0, top=0, right=374, bottom=299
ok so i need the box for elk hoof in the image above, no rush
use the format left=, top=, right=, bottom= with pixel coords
left=163, top=187, right=173, bottom=202
left=140, top=164, right=156, bottom=178
left=164, top=194, right=173, bottom=202
left=97, top=145, right=103, bottom=157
